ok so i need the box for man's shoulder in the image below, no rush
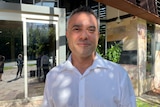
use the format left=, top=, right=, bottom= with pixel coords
left=96, top=56, right=121, bottom=68
left=100, top=58, right=127, bottom=74
left=42, top=55, right=49, bottom=58
left=48, top=61, right=67, bottom=74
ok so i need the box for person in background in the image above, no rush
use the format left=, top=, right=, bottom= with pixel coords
left=42, top=6, right=136, bottom=107
left=41, top=52, right=50, bottom=82
left=36, top=54, right=42, bottom=79
left=16, top=54, right=23, bottom=78
left=0, top=55, right=5, bottom=81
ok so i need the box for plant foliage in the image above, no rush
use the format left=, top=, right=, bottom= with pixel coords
left=106, top=42, right=122, bottom=63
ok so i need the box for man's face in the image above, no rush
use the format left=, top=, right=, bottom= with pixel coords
left=66, top=12, right=99, bottom=58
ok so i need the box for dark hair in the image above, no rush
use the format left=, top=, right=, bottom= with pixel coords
left=18, top=54, right=22, bottom=58
left=69, top=6, right=97, bottom=19
left=67, top=6, right=100, bottom=29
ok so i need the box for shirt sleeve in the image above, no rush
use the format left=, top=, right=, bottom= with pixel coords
left=120, top=73, right=137, bottom=107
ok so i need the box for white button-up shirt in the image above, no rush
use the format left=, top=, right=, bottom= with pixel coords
left=42, top=53, right=136, bottom=107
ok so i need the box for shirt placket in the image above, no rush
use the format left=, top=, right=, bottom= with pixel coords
left=79, top=76, right=85, bottom=107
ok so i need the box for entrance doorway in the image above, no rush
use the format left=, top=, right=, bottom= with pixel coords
left=25, top=19, right=57, bottom=97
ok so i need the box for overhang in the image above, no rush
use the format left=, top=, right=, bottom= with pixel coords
left=96, top=0, right=160, bottom=24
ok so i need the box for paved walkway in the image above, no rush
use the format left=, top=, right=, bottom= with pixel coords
left=0, top=65, right=44, bottom=107
left=0, top=97, right=43, bottom=107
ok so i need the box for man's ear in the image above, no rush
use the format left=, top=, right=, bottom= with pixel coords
left=66, top=30, right=68, bottom=38
left=66, top=31, right=70, bottom=46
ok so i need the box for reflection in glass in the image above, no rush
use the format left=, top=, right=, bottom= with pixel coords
left=27, top=22, right=56, bottom=97
left=0, top=20, right=24, bottom=101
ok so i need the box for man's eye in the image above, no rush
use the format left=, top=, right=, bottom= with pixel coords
left=73, top=27, right=79, bottom=31
left=74, top=28, right=79, bottom=30
left=88, top=28, right=95, bottom=32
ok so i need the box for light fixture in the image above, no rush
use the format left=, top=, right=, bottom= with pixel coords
left=116, top=10, right=121, bottom=24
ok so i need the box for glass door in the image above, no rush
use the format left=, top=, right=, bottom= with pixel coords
left=23, top=18, right=58, bottom=98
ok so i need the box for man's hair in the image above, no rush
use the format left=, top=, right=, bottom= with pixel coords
left=69, top=6, right=97, bottom=19
left=67, top=6, right=100, bottom=29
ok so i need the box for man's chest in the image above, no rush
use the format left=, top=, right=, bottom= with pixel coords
left=49, top=74, right=120, bottom=107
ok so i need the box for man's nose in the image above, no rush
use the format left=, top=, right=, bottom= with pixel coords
left=80, top=30, right=88, bottom=39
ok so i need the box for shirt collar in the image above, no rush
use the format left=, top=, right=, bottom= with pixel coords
left=60, top=53, right=109, bottom=72
left=90, top=53, right=109, bottom=69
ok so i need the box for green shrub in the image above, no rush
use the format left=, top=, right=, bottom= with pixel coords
left=106, top=42, right=122, bottom=63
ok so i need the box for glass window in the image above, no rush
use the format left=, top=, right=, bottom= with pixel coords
left=0, top=20, right=23, bottom=62
left=3, top=0, right=20, bottom=3
left=146, top=23, right=154, bottom=77
left=35, top=0, right=40, bottom=3
left=0, top=20, right=57, bottom=100
left=0, top=20, right=24, bottom=101
left=2, top=0, right=34, bottom=4
left=35, top=0, right=57, bottom=7
left=22, top=0, right=33, bottom=4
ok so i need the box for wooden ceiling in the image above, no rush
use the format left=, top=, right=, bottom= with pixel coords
left=96, top=0, right=160, bottom=25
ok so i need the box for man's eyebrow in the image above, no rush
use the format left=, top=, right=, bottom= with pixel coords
left=72, top=24, right=82, bottom=28
left=71, top=25, right=97, bottom=30
left=89, top=26, right=96, bottom=29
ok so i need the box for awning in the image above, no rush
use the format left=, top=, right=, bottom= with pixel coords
left=96, top=0, right=160, bottom=24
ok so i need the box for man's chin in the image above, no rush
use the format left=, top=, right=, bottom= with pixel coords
left=79, top=53, right=93, bottom=57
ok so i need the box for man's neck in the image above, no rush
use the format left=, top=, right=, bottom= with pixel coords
left=71, top=53, right=96, bottom=74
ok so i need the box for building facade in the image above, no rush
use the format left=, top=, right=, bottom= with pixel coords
left=97, top=0, right=160, bottom=96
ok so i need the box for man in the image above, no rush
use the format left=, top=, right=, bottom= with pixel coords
left=41, top=52, right=50, bottom=82
left=42, top=6, right=136, bottom=107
